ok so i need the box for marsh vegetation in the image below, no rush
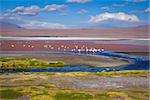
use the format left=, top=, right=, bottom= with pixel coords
left=0, top=57, right=65, bottom=70
left=0, top=71, right=149, bottom=100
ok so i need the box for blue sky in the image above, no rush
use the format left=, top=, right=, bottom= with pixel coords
left=0, top=0, right=149, bottom=29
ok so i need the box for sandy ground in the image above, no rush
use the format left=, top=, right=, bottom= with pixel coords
left=0, top=53, right=129, bottom=68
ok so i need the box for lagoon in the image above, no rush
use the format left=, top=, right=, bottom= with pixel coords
left=0, top=51, right=149, bottom=73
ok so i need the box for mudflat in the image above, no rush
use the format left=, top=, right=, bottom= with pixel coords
left=116, top=52, right=149, bottom=56
left=0, top=53, right=129, bottom=68
left=1, top=40, right=149, bottom=51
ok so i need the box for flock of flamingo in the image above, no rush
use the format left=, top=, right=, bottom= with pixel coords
left=8, top=42, right=105, bottom=53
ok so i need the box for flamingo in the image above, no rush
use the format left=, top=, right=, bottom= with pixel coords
left=11, top=44, right=15, bottom=48
left=23, top=45, right=26, bottom=47
left=28, top=45, right=31, bottom=48
left=101, top=48, right=105, bottom=52
left=31, top=46, right=34, bottom=48
left=77, top=48, right=81, bottom=53
left=44, top=45, right=48, bottom=48
left=58, top=47, right=60, bottom=51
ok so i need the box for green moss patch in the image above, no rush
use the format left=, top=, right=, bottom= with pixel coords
left=0, top=89, right=23, bottom=99
left=54, top=92, right=93, bottom=100
left=127, top=90, right=150, bottom=100
left=0, top=57, right=66, bottom=70
left=37, top=84, right=56, bottom=88
left=59, top=82, right=74, bottom=85
left=96, top=70, right=149, bottom=77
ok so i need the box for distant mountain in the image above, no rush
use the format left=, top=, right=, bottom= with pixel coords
left=0, top=22, right=149, bottom=38
left=132, top=25, right=150, bottom=29
left=0, top=21, right=22, bottom=29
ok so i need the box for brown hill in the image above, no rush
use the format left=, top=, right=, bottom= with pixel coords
left=0, top=22, right=149, bottom=38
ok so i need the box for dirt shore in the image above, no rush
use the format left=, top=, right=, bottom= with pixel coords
left=0, top=53, right=129, bottom=68
left=116, top=52, right=150, bottom=56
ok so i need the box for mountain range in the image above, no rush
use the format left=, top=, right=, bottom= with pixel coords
left=0, top=21, right=149, bottom=38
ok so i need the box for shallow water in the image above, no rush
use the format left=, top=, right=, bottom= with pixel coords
left=0, top=51, right=149, bottom=73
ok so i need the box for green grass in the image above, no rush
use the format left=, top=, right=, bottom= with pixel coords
left=0, top=71, right=149, bottom=100
left=54, top=92, right=93, bottom=100
left=0, top=57, right=66, bottom=70
left=37, top=84, right=55, bottom=88
left=96, top=70, right=149, bottom=77
left=94, top=93, right=111, bottom=100
left=0, top=57, right=15, bottom=62
left=59, top=82, right=74, bottom=85
left=0, top=85, right=149, bottom=100
left=127, top=90, right=150, bottom=99
left=0, top=89, right=23, bottom=99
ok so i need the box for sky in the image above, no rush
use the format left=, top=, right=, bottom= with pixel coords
left=0, top=0, right=149, bottom=29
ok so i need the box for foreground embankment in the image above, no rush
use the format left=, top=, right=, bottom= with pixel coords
left=0, top=71, right=149, bottom=100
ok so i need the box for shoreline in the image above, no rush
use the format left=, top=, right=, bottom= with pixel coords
left=115, top=52, right=149, bottom=56
left=0, top=53, right=129, bottom=68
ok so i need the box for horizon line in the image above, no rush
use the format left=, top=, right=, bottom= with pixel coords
left=0, top=36, right=149, bottom=41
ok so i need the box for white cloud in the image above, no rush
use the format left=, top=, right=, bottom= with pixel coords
left=60, top=12, right=68, bottom=16
left=11, top=5, right=40, bottom=16
left=130, top=8, right=150, bottom=14
left=77, top=9, right=88, bottom=14
left=113, top=2, right=128, bottom=7
left=126, top=0, right=145, bottom=2
left=43, top=4, right=67, bottom=12
left=89, top=12, right=139, bottom=23
left=22, top=20, right=67, bottom=29
left=66, top=0, right=91, bottom=3
left=144, top=8, right=150, bottom=13
left=7, top=4, right=68, bottom=16
left=0, top=13, right=21, bottom=21
left=100, top=7, right=110, bottom=11
left=0, top=13, right=67, bottom=29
